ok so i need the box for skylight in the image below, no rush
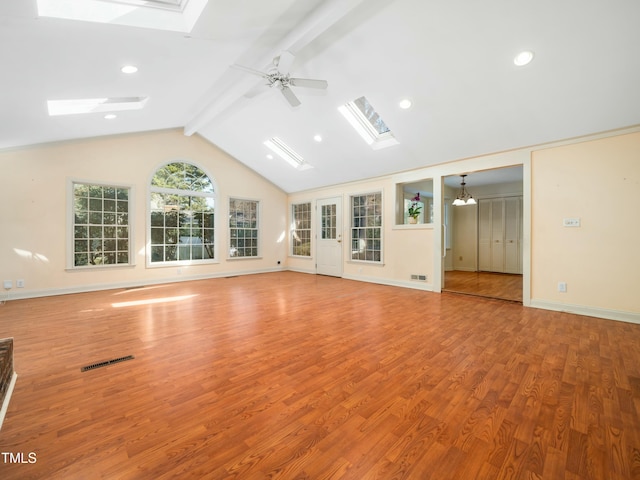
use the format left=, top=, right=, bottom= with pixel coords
left=264, top=137, right=312, bottom=171
left=338, top=96, right=399, bottom=150
left=36, top=0, right=208, bottom=33
left=47, top=97, right=148, bottom=116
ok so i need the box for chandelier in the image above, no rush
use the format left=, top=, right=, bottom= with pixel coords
left=452, top=174, right=476, bottom=206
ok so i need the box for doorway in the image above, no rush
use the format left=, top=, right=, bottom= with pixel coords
left=316, top=197, right=343, bottom=277
left=442, top=167, right=523, bottom=302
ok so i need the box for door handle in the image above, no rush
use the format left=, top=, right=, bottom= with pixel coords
left=337, top=239, right=342, bottom=243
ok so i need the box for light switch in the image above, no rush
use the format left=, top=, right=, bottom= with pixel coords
left=563, top=218, right=581, bottom=227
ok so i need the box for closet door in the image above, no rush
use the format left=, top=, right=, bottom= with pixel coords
left=504, top=196, right=522, bottom=274
left=477, top=196, right=523, bottom=274
left=478, top=200, right=492, bottom=271
left=490, top=199, right=505, bottom=272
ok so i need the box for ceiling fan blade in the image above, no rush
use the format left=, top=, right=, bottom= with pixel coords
left=231, top=64, right=269, bottom=79
left=280, top=86, right=301, bottom=107
left=289, top=78, right=328, bottom=89
left=276, top=51, right=295, bottom=75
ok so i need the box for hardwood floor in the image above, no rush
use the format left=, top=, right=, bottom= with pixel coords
left=444, top=271, right=523, bottom=303
left=1, top=271, right=640, bottom=479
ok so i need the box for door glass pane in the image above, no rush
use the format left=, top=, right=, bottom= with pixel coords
left=321, top=204, right=336, bottom=239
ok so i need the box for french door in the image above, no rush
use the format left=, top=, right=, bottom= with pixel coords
left=316, top=197, right=343, bottom=277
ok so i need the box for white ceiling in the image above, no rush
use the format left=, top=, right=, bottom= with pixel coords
left=1, top=0, right=639, bottom=193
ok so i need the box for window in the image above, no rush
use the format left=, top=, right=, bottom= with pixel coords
left=351, top=192, right=383, bottom=262
left=291, top=202, right=311, bottom=257
left=395, top=179, right=434, bottom=225
left=338, top=96, right=399, bottom=150
left=37, top=0, right=208, bottom=33
left=72, top=182, right=131, bottom=267
left=321, top=204, right=336, bottom=239
left=229, top=199, right=259, bottom=258
left=150, top=162, right=215, bottom=264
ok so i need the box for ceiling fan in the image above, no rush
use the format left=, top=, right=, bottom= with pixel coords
left=232, top=51, right=328, bottom=107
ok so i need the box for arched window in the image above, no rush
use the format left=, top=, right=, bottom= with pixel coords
left=149, top=162, right=215, bottom=264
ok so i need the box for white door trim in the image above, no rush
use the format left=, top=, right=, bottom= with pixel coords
left=316, top=196, right=343, bottom=277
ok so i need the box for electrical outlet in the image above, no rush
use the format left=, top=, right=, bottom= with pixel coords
left=558, top=282, right=567, bottom=293
left=563, top=218, right=581, bottom=227
left=16, top=279, right=25, bottom=288
left=3, top=280, right=12, bottom=290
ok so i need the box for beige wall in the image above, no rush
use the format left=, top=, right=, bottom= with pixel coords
left=287, top=130, right=640, bottom=322
left=531, top=131, right=640, bottom=317
left=0, top=129, right=288, bottom=297
left=2, top=126, right=639, bottom=322
left=287, top=177, right=435, bottom=290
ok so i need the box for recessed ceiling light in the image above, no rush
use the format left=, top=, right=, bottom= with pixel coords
left=313, top=134, right=322, bottom=142
left=399, top=98, right=412, bottom=109
left=121, top=65, right=138, bottom=74
left=266, top=154, right=274, bottom=160
left=104, top=114, right=117, bottom=120
left=514, top=51, right=534, bottom=66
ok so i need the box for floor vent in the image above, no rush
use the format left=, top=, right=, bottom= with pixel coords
left=81, top=355, right=135, bottom=372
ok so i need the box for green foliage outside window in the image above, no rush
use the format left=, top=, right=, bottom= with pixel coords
left=150, top=162, right=215, bottom=263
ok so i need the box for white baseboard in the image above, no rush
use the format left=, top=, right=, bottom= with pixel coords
left=6, top=268, right=637, bottom=326
left=4, top=267, right=285, bottom=301
left=286, top=266, right=316, bottom=275
left=530, top=299, right=640, bottom=324
left=342, top=273, right=434, bottom=292
left=0, top=372, right=17, bottom=431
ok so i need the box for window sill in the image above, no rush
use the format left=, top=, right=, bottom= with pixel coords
left=66, top=263, right=136, bottom=272
left=146, top=260, right=220, bottom=268
left=347, top=260, right=385, bottom=267
left=226, top=256, right=263, bottom=261
left=392, top=223, right=434, bottom=230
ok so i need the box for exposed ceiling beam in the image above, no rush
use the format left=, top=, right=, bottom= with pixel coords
left=183, top=0, right=369, bottom=136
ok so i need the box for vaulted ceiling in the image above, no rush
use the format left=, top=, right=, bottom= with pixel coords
left=2, top=0, right=639, bottom=192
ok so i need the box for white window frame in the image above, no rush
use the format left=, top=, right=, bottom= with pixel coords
left=37, top=0, right=208, bottom=33
left=338, top=96, right=399, bottom=150
left=228, top=197, right=261, bottom=259
left=148, top=161, right=217, bottom=267
left=290, top=202, right=312, bottom=257
left=67, top=179, right=134, bottom=270
left=350, top=191, right=383, bottom=263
